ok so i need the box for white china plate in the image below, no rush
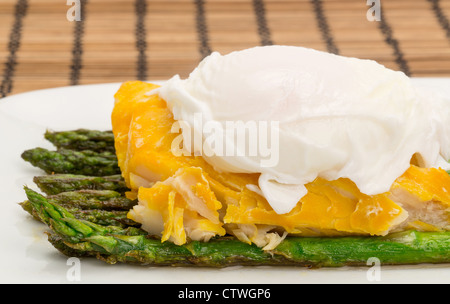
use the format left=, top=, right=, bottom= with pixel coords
left=1, top=79, right=449, bottom=284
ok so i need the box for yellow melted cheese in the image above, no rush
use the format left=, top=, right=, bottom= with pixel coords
left=112, top=81, right=450, bottom=249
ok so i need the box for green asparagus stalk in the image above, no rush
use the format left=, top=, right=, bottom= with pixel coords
left=45, top=129, right=115, bottom=152
left=69, top=209, right=137, bottom=227
left=20, top=200, right=137, bottom=227
left=24, top=186, right=450, bottom=267
left=21, top=147, right=120, bottom=176
left=33, top=174, right=128, bottom=195
left=63, top=230, right=450, bottom=267
left=47, top=233, right=95, bottom=258
left=24, top=187, right=145, bottom=241
left=62, top=234, right=278, bottom=266
left=46, top=189, right=137, bottom=210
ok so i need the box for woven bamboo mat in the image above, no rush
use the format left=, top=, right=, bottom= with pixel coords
left=1, top=0, right=450, bottom=97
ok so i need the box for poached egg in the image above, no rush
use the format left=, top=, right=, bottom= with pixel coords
left=156, top=45, right=450, bottom=214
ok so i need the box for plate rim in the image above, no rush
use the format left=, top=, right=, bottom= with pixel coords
left=1, top=76, right=450, bottom=105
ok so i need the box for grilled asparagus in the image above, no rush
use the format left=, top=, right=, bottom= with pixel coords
left=20, top=200, right=136, bottom=227
left=33, top=174, right=128, bottom=195
left=24, top=186, right=450, bottom=267
left=44, top=129, right=115, bottom=153
left=21, top=147, right=119, bottom=176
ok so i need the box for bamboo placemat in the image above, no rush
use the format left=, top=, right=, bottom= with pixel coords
left=1, top=0, right=450, bottom=97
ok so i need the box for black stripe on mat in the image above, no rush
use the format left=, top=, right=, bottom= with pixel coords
left=135, top=0, right=147, bottom=81
left=311, top=0, right=339, bottom=54
left=0, top=0, right=28, bottom=98
left=253, top=0, right=273, bottom=46
left=69, top=0, right=87, bottom=86
left=428, top=0, right=450, bottom=40
left=194, top=0, right=212, bottom=59
left=377, top=7, right=411, bottom=76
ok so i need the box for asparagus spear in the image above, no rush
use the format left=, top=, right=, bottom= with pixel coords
left=24, top=187, right=145, bottom=240
left=24, top=186, right=450, bottom=267
left=21, top=147, right=120, bottom=176
left=47, top=233, right=95, bottom=258
left=70, top=209, right=138, bottom=227
left=46, top=190, right=137, bottom=210
left=33, top=174, right=128, bottom=195
left=45, top=129, right=115, bottom=153
left=24, top=188, right=277, bottom=265
left=20, top=200, right=137, bottom=227
left=67, top=230, right=450, bottom=267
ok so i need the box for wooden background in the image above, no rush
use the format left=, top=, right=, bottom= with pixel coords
left=1, top=0, right=450, bottom=97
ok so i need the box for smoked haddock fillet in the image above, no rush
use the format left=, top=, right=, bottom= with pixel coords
left=112, top=81, right=450, bottom=250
